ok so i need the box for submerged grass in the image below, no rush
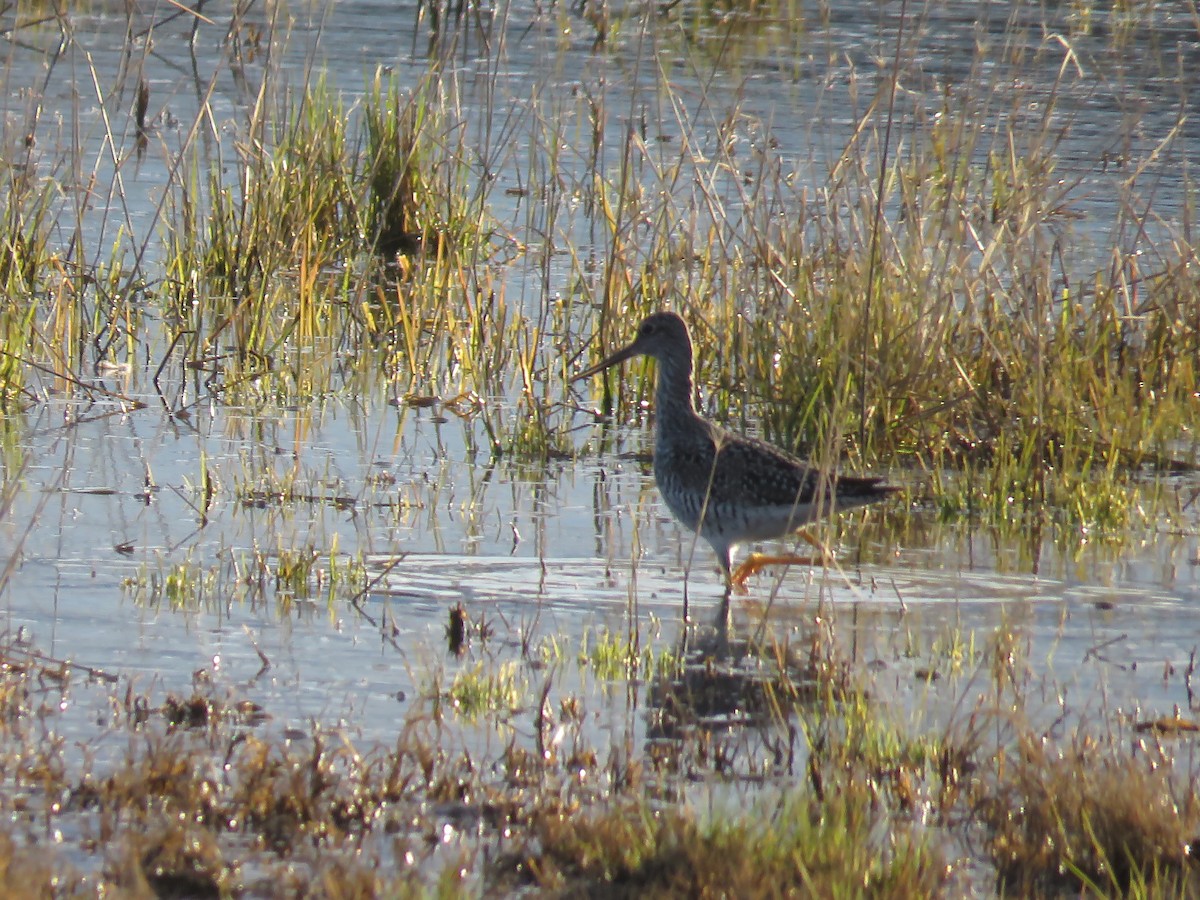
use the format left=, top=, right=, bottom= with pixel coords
left=446, top=659, right=526, bottom=722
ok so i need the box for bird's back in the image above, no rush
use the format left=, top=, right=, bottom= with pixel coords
left=654, top=417, right=892, bottom=544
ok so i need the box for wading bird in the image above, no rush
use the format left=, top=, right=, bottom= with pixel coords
left=575, top=311, right=897, bottom=618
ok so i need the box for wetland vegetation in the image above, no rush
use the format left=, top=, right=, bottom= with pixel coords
left=1, top=0, right=1199, bottom=895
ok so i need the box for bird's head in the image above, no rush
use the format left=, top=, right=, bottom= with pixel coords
left=573, top=311, right=692, bottom=380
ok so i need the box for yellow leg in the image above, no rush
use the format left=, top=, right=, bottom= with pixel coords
left=729, top=529, right=835, bottom=589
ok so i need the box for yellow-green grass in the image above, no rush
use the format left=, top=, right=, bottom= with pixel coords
left=0, top=4, right=1194, bottom=532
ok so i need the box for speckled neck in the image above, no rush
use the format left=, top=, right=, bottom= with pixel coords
left=652, top=337, right=700, bottom=439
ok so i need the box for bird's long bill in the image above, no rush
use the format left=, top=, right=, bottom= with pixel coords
left=571, top=341, right=641, bottom=382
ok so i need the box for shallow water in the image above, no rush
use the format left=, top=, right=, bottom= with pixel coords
left=5, top=387, right=1197, bottom=753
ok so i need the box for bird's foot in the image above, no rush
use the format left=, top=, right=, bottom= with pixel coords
left=725, top=576, right=752, bottom=597
left=729, top=549, right=835, bottom=588
left=794, top=527, right=832, bottom=555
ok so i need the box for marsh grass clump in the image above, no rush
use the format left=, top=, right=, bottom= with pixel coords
left=807, top=684, right=961, bottom=821
left=0, top=831, right=87, bottom=899
left=980, top=733, right=1200, bottom=897
left=566, top=12, right=1200, bottom=541
left=165, top=75, right=357, bottom=312
left=125, top=540, right=373, bottom=618
left=161, top=69, right=495, bottom=407
left=64, top=711, right=450, bottom=894
left=104, top=813, right=233, bottom=898
left=363, top=74, right=464, bottom=258
left=271, top=545, right=324, bottom=599
left=448, top=659, right=526, bottom=722
left=581, top=625, right=681, bottom=683
left=0, top=157, right=60, bottom=407
left=123, top=558, right=220, bottom=612
left=581, top=78, right=1199, bottom=539
left=500, top=789, right=945, bottom=897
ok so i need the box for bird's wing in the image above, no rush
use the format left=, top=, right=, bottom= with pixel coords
left=712, top=429, right=894, bottom=509
left=711, top=431, right=825, bottom=507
